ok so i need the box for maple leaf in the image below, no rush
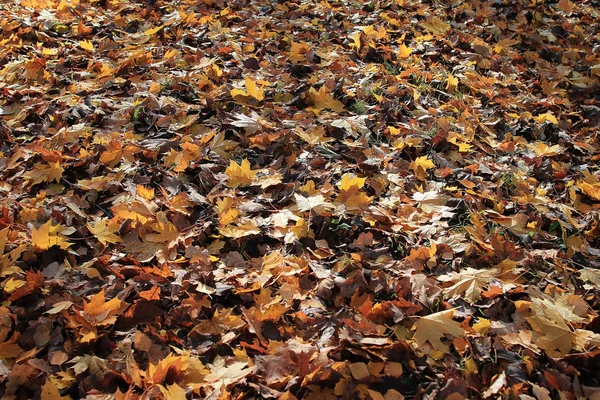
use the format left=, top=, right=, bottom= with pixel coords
left=83, top=288, right=124, bottom=323
left=40, top=378, right=69, bottom=400
left=78, top=40, right=94, bottom=52
left=204, top=356, right=252, bottom=384
left=225, top=159, right=258, bottom=188
left=146, top=212, right=179, bottom=244
left=527, top=315, right=573, bottom=355
left=230, top=76, right=265, bottom=102
left=99, top=141, right=123, bottom=166
left=0, top=227, right=25, bottom=277
left=438, top=267, right=498, bottom=304
left=146, top=353, right=191, bottom=385
left=421, top=17, right=450, bottom=34
left=528, top=141, right=563, bottom=157
left=336, top=174, right=372, bottom=211
left=398, top=43, right=412, bottom=58
left=294, top=193, right=334, bottom=213
left=295, top=126, right=333, bottom=145
left=31, top=220, right=72, bottom=250
left=24, top=162, right=64, bottom=185
left=219, top=220, right=260, bottom=238
left=307, top=86, right=345, bottom=113
left=289, top=41, right=311, bottom=63
left=578, top=182, right=600, bottom=200
left=87, top=219, right=122, bottom=246
left=413, top=309, right=465, bottom=352
left=159, top=384, right=187, bottom=400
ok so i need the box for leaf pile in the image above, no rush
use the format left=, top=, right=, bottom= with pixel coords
left=1, top=0, right=600, bottom=398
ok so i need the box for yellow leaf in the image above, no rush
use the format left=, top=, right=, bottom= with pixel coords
left=78, top=40, right=94, bottom=52
left=87, top=219, right=122, bottom=246
left=42, top=47, right=58, bottom=56
left=84, top=288, right=123, bottom=320
left=219, top=220, right=260, bottom=237
left=225, top=159, right=258, bottom=188
left=295, top=126, right=333, bottom=145
left=350, top=31, right=362, bottom=50
left=579, top=182, right=600, bottom=200
left=337, top=174, right=372, bottom=211
left=144, top=25, right=164, bottom=36
left=136, top=185, right=155, bottom=201
left=534, top=113, right=559, bottom=125
left=24, top=162, right=64, bottom=184
left=398, top=43, right=412, bottom=59
left=41, top=378, right=68, bottom=400
left=339, top=173, right=366, bottom=191
left=413, top=309, right=465, bottom=352
left=159, top=384, right=188, bottom=400
left=446, top=74, right=459, bottom=92
left=217, top=197, right=239, bottom=226
left=231, top=76, right=265, bottom=102
left=421, top=17, right=451, bottom=35
left=307, top=86, right=345, bottom=113
left=99, top=141, right=122, bottom=166
left=412, top=156, right=435, bottom=171
left=32, top=220, right=72, bottom=250
left=363, top=25, right=387, bottom=40
left=146, top=213, right=179, bottom=243
left=147, top=353, right=191, bottom=385
left=473, top=318, right=491, bottom=335
left=289, top=41, right=310, bottom=63
left=4, top=277, right=26, bottom=293
left=528, top=141, right=563, bottom=157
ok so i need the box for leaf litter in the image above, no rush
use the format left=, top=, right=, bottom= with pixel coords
left=0, top=0, right=599, bottom=398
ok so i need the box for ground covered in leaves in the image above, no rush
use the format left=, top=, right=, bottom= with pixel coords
left=1, top=0, right=600, bottom=398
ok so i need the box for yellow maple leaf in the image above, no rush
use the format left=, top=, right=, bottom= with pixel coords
left=83, top=288, right=123, bottom=321
left=411, top=156, right=435, bottom=180
left=421, top=17, right=450, bottom=35
left=144, top=25, right=164, bottom=36
left=87, top=219, right=122, bottom=246
left=163, top=141, right=201, bottom=172
left=446, top=74, right=459, bottom=92
left=159, top=384, right=187, bottom=400
left=32, top=220, right=72, bottom=250
left=363, top=25, right=387, bottom=40
left=579, top=182, right=600, bottom=200
left=339, top=174, right=366, bottom=191
left=534, top=113, right=559, bottom=125
left=307, top=86, right=345, bottom=113
left=24, top=162, right=64, bottom=185
left=289, top=41, right=310, bottom=63
left=99, top=141, right=122, bottom=166
left=528, top=141, right=563, bottom=157
left=398, top=43, right=412, bottom=59
left=225, top=159, right=258, bottom=188
left=337, top=173, right=372, bottom=211
left=136, top=185, right=155, bottom=201
left=219, top=220, right=260, bottom=237
left=217, top=197, right=239, bottom=226
left=230, top=76, right=265, bottom=102
left=413, top=309, right=465, bottom=352
left=78, top=40, right=94, bottom=52
left=146, top=213, right=179, bottom=243
left=40, top=378, right=69, bottom=400
left=147, top=353, right=191, bottom=384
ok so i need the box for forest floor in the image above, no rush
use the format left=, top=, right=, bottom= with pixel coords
left=0, top=0, right=600, bottom=399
